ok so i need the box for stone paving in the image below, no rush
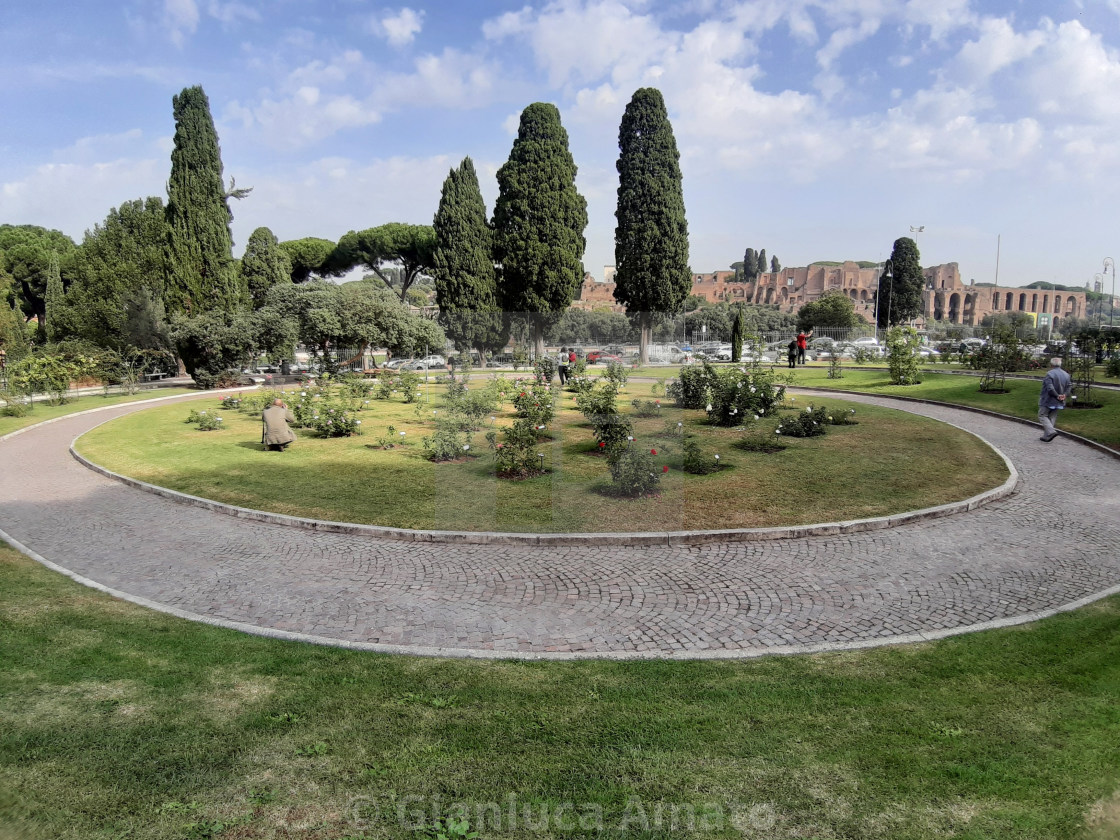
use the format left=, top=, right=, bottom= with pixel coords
left=1, top=391, right=1119, bottom=659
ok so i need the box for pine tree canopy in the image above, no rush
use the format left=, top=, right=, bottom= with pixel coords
left=331, top=223, right=436, bottom=302
left=164, top=85, right=246, bottom=316
left=279, top=238, right=338, bottom=283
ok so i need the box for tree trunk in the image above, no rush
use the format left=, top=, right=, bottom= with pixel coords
left=532, top=317, right=546, bottom=361
left=638, top=312, right=652, bottom=366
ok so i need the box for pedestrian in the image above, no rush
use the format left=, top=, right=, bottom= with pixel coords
left=1038, top=357, right=1073, bottom=442
left=787, top=338, right=797, bottom=369
left=262, top=398, right=297, bottom=451
left=796, top=329, right=813, bottom=365
left=556, top=346, right=569, bottom=385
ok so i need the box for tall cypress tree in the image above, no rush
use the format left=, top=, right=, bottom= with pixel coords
left=164, top=86, right=248, bottom=315
left=879, top=236, right=923, bottom=327
left=757, top=249, right=767, bottom=279
left=432, top=157, right=507, bottom=358
left=771, top=255, right=781, bottom=273
left=493, top=102, right=587, bottom=358
left=44, top=255, right=65, bottom=341
left=612, top=88, right=691, bottom=365
left=743, top=248, right=757, bottom=282
left=240, top=227, right=292, bottom=310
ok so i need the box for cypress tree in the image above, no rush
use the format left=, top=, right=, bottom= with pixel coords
left=432, top=157, right=507, bottom=358
left=493, top=102, right=587, bottom=358
left=771, top=255, right=781, bottom=273
left=757, top=249, right=767, bottom=279
left=44, top=255, right=65, bottom=341
left=743, top=248, right=757, bottom=282
left=879, top=237, right=923, bottom=327
left=240, top=227, right=292, bottom=309
left=164, top=85, right=248, bottom=315
left=0, top=302, right=30, bottom=362
left=730, top=305, right=743, bottom=363
left=612, top=88, right=691, bottom=365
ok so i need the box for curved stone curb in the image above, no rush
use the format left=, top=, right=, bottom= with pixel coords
left=792, top=385, right=1120, bottom=462
left=5, top=519, right=1118, bottom=661
left=69, top=398, right=1020, bottom=546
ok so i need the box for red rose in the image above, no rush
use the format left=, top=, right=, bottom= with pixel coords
left=650, top=449, right=657, bottom=455
left=662, top=465, right=669, bottom=473
left=599, top=441, right=605, bottom=448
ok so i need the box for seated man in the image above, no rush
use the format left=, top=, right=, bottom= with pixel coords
left=262, top=398, right=296, bottom=451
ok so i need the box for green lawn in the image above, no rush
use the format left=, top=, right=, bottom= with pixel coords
left=0, top=387, right=196, bottom=439
left=73, top=380, right=1008, bottom=533
left=2, top=544, right=1119, bottom=839
left=782, top=368, right=1120, bottom=449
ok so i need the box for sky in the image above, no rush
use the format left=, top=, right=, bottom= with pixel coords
left=2, top=0, right=1120, bottom=293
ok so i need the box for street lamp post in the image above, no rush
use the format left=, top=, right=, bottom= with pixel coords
left=1104, top=257, right=1116, bottom=329
left=874, top=259, right=893, bottom=338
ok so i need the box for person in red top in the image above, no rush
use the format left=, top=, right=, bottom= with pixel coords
left=796, top=329, right=813, bottom=365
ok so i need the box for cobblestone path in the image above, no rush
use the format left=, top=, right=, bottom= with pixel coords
left=2, top=392, right=1118, bottom=659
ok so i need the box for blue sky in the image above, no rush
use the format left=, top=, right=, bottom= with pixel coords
left=3, top=0, right=1120, bottom=291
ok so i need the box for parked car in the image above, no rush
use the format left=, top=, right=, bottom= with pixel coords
left=383, top=358, right=411, bottom=370
left=586, top=350, right=622, bottom=364
left=402, top=355, right=447, bottom=370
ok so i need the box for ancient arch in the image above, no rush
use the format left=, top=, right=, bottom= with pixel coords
left=1005, top=292, right=1013, bottom=310
left=1018, top=293, right=1027, bottom=311
left=949, top=292, right=961, bottom=322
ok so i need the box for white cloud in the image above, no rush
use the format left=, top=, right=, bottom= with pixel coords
left=0, top=158, right=166, bottom=242
left=163, top=0, right=199, bottom=46
left=816, top=18, right=881, bottom=69
left=376, top=7, right=425, bottom=47
left=374, top=49, right=498, bottom=110
left=206, top=1, right=260, bottom=25
left=481, top=6, right=533, bottom=40
left=951, top=17, right=1046, bottom=84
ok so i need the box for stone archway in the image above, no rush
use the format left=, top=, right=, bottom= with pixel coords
left=949, top=292, right=961, bottom=323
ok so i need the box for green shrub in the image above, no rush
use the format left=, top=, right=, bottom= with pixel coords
left=702, top=363, right=785, bottom=427
left=608, top=446, right=660, bottom=497
left=576, top=381, right=632, bottom=455
left=630, top=398, right=662, bottom=418
left=775, top=405, right=829, bottom=438
left=667, top=365, right=708, bottom=409
left=886, top=327, right=923, bottom=385
left=422, top=417, right=472, bottom=462
left=681, top=436, right=723, bottom=474
left=486, top=418, right=545, bottom=477
left=1107, top=356, right=1120, bottom=378
left=186, top=408, right=224, bottom=431
left=219, top=395, right=242, bottom=409
left=604, top=360, right=629, bottom=388
left=306, top=405, right=361, bottom=437
left=398, top=370, right=423, bottom=403
left=511, top=379, right=555, bottom=427
left=533, top=356, right=556, bottom=383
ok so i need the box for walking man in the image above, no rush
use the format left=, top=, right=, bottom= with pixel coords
left=1038, top=357, right=1073, bottom=442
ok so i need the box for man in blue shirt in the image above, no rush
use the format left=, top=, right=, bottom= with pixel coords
left=1038, top=357, right=1073, bottom=442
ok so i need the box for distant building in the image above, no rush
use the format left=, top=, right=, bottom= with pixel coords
left=574, top=263, right=1086, bottom=328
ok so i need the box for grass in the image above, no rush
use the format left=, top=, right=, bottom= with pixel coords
left=0, top=387, right=195, bottom=439
left=73, top=379, right=1009, bottom=533
left=2, top=542, right=1119, bottom=839
left=784, top=368, right=1120, bottom=449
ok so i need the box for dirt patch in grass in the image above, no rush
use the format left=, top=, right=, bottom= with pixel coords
left=1084, top=788, right=1120, bottom=840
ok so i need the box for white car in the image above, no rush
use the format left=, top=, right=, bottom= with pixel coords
left=402, top=355, right=447, bottom=370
